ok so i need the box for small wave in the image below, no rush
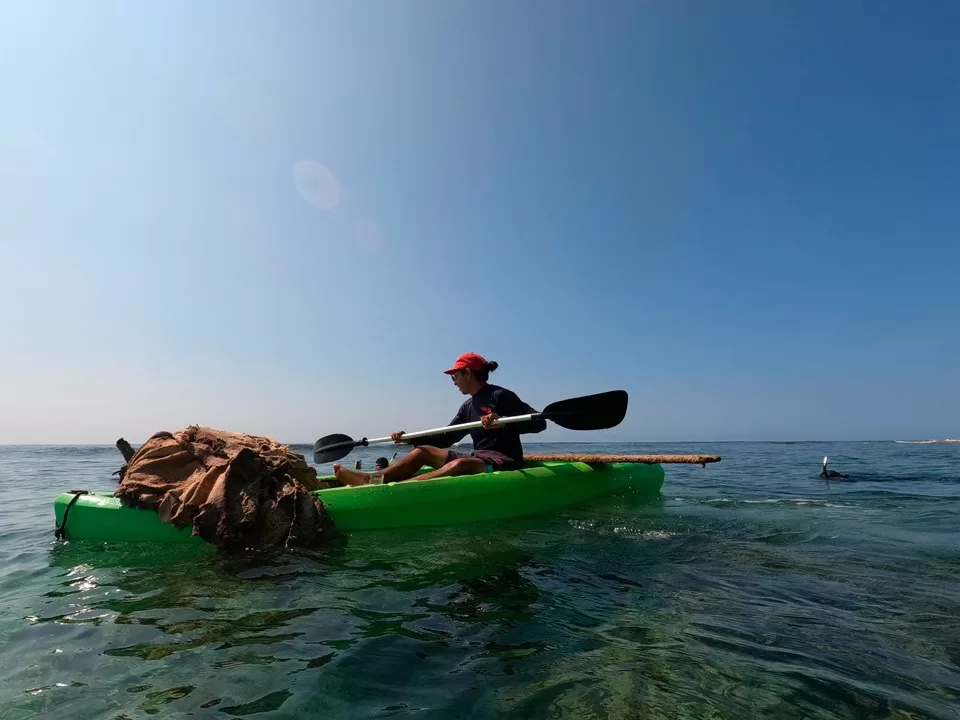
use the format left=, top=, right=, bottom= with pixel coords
left=678, top=497, right=855, bottom=509
left=742, top=498, right=853, bottom=508
left=894, top=439, right=960, bottom=444
left=568, top=520, right=675, bottom=541
left=641, top=530, right=675, bottom=541
left=613, top=527, right=677, bottom=540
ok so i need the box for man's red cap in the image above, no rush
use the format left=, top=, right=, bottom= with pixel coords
left=444, top=352, right=488, bottom=374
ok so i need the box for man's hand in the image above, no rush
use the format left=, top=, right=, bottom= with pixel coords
left=480, top=413, right=501, bottom=430
left=390, top=430, right=406, bottom=443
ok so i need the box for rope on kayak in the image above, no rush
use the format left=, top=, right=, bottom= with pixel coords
left=54, top=490, right=90, bottom=540
left=525, top=453, right=722, bottom=468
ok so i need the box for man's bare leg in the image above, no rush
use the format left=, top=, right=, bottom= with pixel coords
left=333, top=446, right=451, bottom=486
left=409, top=457, right=486, bottom=482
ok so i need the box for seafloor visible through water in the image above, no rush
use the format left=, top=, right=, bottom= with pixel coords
left=1, top=441, right=958, bottom=719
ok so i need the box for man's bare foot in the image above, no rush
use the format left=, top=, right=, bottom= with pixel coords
left=333, top=464, right=372, bottom=486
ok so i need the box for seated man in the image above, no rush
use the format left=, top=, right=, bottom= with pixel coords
left=333, top=353, right=546, bottom=486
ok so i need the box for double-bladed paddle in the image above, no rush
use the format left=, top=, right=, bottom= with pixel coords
left=313, top=390, right=628, bottom=464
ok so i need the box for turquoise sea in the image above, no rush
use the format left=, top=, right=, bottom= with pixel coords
left=1, top=441, right=958, bottom=719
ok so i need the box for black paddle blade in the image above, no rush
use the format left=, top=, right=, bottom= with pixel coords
left=541, top=390, right=628, bottom=431
left=313, top=433, right=357, bottom=464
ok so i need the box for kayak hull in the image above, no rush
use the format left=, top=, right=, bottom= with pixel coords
left=53, top=460, right=664, bottom=543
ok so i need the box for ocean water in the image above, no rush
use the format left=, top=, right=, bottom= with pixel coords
left=1, top=441, right=958, bottom=719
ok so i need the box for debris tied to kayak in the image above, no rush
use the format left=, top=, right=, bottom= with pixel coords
left=524, top=453, right=722, bottom=468
left=113, top=426, right=337, bottom=549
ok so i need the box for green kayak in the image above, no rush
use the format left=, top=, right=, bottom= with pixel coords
left=53, top=460, right=664, bottom=544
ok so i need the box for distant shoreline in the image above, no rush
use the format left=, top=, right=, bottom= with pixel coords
left=893, top=439, right=960, bottom=444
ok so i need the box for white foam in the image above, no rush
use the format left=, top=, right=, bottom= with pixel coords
left=742, top=498, right=853, bottom=509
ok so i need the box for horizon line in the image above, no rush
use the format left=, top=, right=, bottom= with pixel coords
left=0, top=438, right=948, bottom=448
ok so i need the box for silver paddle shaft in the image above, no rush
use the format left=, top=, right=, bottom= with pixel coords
left=364, top=413, right=542, bottom=446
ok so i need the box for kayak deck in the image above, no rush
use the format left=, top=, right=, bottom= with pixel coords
left=53, top=460, right=664, bottom=543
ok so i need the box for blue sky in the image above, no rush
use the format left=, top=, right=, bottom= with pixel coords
left=1, top=1, right=957, bottom=444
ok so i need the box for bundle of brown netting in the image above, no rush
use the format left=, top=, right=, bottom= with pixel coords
left=114, top=426, right=338, bottom=550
